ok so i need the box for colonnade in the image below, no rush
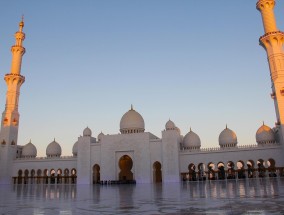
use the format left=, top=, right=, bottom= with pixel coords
left=13, top=168, right=77, bottom=185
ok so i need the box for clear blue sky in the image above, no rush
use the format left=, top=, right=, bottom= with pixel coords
left=0, top=1, right=283, bottom=156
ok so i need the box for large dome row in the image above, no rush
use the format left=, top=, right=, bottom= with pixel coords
left=165, top=120, right=276, bottom=149
left=72, top=121, right=275, bottom=156
left=22, top=139, right=62, bottom=158
left=21, top=107, right=277, bottom=157
left=21, top=127, right=100, bottom=158
left=118, top=107, right=276, bottom=147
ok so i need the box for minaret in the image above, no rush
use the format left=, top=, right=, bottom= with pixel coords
left=0, top=19, right=26, bottom=184
left=257, top=0, right=284, bottom=144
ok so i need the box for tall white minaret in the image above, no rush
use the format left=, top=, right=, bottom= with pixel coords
left=0, top=18, right=26, bottom=184
left=257, top=0, right=284, bottom=144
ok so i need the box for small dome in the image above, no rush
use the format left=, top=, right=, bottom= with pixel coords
left=72, top=141, right=78, bottom=156
left=165, top=119, right=175, bottom=130
left=175, top=127, right=181, bottom=134
left=183, top=129, right=201, bottom=149
left=46, top=139, right=62, bottom=157
left=22, top=140, right=37, bottom=158
left=98, top=132, right=104, bottom=142
left=219, top=126, right=237, bottom=147
left=256, top=123, right=275, bottom=144
left=83, top=127, right=92, bottom=137
left=120, top=105, right=145, bottom=134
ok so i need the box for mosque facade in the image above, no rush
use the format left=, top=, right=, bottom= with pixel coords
left=0, top=0, right=284, bottom=185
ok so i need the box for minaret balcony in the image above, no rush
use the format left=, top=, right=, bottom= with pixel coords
left=4, top=74, right=25, bottom=82
left=5, top=73, right=25, bottom=78
left=270, top=92, right=276, bottom=99
left=11, top=46, right=25, bottom=55
left=259, top=31, right=284, bottom=40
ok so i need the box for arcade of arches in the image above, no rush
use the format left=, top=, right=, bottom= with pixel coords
left=182, top=158, right=283, bottom=181
left=13, top=168, right=77, bottom=185
left=13, top=158, right=283, bottom=185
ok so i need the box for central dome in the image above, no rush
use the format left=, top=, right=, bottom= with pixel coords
left=120, top=105, right=145, bottom=134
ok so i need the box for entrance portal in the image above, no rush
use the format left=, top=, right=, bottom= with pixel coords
left=93, top=164, right=100, bottom=184
left=119, top=155, right=133, bottom=181
left=153, top=161, right=162, bottom=183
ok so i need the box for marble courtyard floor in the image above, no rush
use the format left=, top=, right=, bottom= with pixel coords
left=0, top=178, right=284, bottom=214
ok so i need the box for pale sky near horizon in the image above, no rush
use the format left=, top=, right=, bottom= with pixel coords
left=0, top=1, right=283, bottom=157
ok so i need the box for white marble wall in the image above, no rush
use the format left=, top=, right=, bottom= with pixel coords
left=77, top=136, right=92, bottom=184
left=162, top=130, right=180, bottom=183
left=99, top=132, right=154, bottom=183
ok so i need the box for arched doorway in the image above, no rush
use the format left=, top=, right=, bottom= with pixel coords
left=18, top=169, right=23, bottom=184
left=30, top=169, right=35, bottom=184
left=227, top=161, right=235, bottom=179
left=50, top=169, right=56, bottom=184
left=37, top=169, right=42, bottom=184
left=198, top=163, right=206, bottom=180
left=217, top=162, right=225, bottom=180
left=71, top=168, right=77, bottom=184
left=267, top=158, right=277, bottom=177
left=57, top=169, right=62, bottom=184
left=119, top=155, right=133, bottom=181
left=247, top=160, right=255, bottom=178
left=207, top=162, right=216, bottom=180
left=237, top=160, right=245, bottom=179
left=257, top=159, right=266, bottom=177
left=93, top=164, right=100, bottom=184
left=24, top=169, right=29, bottom=184
left=64, top=169, right=69, bottom=184
left=188, top=163, right=196, bottom=181
left=153, top=161, right=162, bottom=183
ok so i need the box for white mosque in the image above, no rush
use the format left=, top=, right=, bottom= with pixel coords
left=0, top=0, right=284, bottom=185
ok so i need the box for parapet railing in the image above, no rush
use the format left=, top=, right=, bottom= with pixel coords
left=180, top=142, right=281, bottom=152
left=15, top=156, right=76, bottom=160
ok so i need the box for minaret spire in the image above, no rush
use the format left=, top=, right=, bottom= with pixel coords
left=10, top=18, right=26, bottom=74
left=257, top=0, right=284, bottom=144
left=1, top=18, right=26, bottom=146
left=19, top=15, right=24, bottom=32
left=3, top=18, right=26, bottom=128
left=0, top=19, right=26, bottom=184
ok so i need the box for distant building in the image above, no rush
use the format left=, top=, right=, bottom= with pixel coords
left=0, top=0, right=284, bottom=184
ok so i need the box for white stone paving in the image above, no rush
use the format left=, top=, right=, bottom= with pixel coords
left=0, top=178, right=284, bottom=214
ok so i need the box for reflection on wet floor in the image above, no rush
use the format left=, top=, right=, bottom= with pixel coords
left=0, top=178, right=284, bottom=214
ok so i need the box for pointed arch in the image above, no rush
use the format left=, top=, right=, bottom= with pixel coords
left=118, top=155, right=133, bottom=181
left=93, top=164, right=100, bottom=184
left=153, top=161, right=162, bottom=183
